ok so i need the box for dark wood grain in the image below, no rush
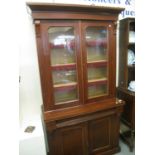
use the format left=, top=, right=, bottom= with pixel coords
left=44, top=98, right=124, bottom=122
left=49, top=123, right=88, bottom=155
left=117, top=18, right=135, bottom=129
left=31, top=12, right=118, bottom=21
left=27, top=2, right=124, bottom=14
left=118, top=18, right=135, bottom=88
left=28, top=3, right=125, bottom=155
left=46, top=107, right=123, bottom=155
left=117, top=87, right=135, bottom=129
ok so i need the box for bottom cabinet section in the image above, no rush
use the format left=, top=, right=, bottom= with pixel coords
left=46, top=109, right=122, bottom=155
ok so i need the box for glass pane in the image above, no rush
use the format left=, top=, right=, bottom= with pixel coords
left=87, top=47, right=107, bottom=62
left=54, top=87, right=78, bottom=105
left=48, top=26, right=79, bottom=105
left=48, top=27, right=76, bottom=65
left=88, top=84, right=107, bottom=99
left=52, top=69, right=77, bottom=85
left=85, top=26, right=108, bottom=99
left=88, top=66, right=107, bottom=81
left=86, top=27, right=108, bottom=62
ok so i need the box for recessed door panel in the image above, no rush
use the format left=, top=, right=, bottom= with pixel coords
left=88, top=117, right=112, bottom=154
left=51, top=124, right=88, bottom=155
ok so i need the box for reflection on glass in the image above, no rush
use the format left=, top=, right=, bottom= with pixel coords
left=88, top=84, right=107, bottom=98
left=88, top=67, right=107, bottom=81
left=53, top=70, right=77, bottom=85
left=85, top=26, right=108, bottom=99
left=87, top=47, right=107, bottom=62
left=54, top=87, right=78, bottom=104
left=86, top=27, right=108, bottom=62
left=48, top=27, right=76, bottom=65
left=48, top=26, right=79, bottom=105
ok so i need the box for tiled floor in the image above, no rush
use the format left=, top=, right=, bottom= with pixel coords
left=115, top=140, right=135, bottom=155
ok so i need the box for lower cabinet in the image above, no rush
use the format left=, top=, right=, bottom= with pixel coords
left=46, top=108, right=122, bottom=155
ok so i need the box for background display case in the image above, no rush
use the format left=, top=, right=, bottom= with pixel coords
left=117, top=18, right=135, bottom=151
left=27, top=3, right=125, bottom=155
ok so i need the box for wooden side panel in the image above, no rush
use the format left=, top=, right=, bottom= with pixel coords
left=118, top=18, right=135, bottom=88
left=118, top=19, right=129, bottom=88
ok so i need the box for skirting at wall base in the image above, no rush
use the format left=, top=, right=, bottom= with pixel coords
left=19, top=115, right=46, bottom=155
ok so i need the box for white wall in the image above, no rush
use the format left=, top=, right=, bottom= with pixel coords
left=19, top=1, right=47, bottom=154
left=19, top=0, right=43, bottom=126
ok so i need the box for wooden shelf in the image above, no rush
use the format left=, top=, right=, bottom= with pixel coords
left=52, top=63, right=76, bottom=70
left=55, top=99, right=78, bottom=105
left=88, top=78, right=107, bottom=85
left=87, top=60, right=107, bottom=66
left=88, top=93, right=107, bottom=99
left=54, top=82, right=77, bottom=90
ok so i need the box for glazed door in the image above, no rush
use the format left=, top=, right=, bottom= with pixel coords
left=81, top=21, right=116, bottom=103
left=40, top=21, right=83, bottom=110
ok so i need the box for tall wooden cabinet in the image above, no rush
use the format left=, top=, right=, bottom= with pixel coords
left=27, top=3, right=125, bottom=155
left=117, top=18, right=135, bottom=151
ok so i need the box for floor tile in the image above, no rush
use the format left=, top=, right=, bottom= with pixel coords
left=115, top=140, right=135, bottom=155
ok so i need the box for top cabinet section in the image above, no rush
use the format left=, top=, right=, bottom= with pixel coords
left=27, top=3, right=124, bottom=111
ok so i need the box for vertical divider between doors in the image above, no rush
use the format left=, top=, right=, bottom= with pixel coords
left=108, top=22, right=116, bottom=97
left=77, top=20, right=85, bottom=105
left=79, top=21, right=88, bottom=104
